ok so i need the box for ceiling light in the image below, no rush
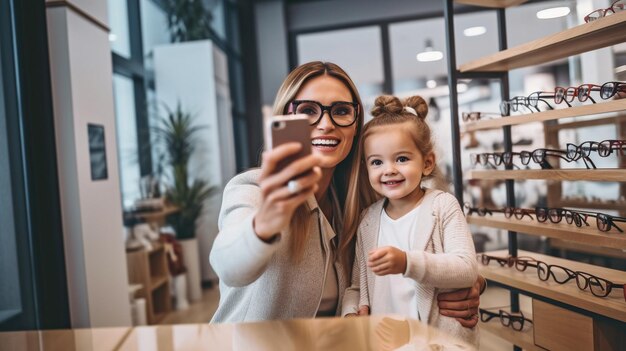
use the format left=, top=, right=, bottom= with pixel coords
left=457, top=83, right=468, bottom=93
left=417, top=39, right=443, bottom=62
left=426, top=80, right=437, bottom=88
left=108, top=33, right=117, bottom=42
left=463, top=26, right=486, bottom=37
left=536, top=7, right=570, bottom=19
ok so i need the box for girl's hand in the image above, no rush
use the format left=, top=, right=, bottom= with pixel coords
left=358, top=305, right=370, bottom=316
left=254, top=142, right=321, bottom=241
left=345, top=305, right=370, bottom=317
left=436, top=277, right=482, bottom=328
left=368, top=246, right=407, bottom=275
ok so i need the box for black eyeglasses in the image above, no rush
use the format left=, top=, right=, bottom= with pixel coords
left=600, top=81, right=626, bottom=99
left=471, top=148, right=595, bottom=170
left=504, top=207, right=534, bottom=220
left=571, top=210, right=626, bottom=233
left=290, top=100, right=358, bottom=127
left=514, top=257, right=626, bottom=301
left=464, top=203, right=505, bottom=216
left=480, top=254, right=626, bottom=302
left=566, top=140, right=626, bottom=160
left=479, top=307, right=533, bottom=331
left=535, top=207, right=589, bottom=228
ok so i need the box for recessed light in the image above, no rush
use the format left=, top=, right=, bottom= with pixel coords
left=427, top=80, right=437, bottom=88
left=108, top=33, right=117, bottom=42
left=536, top=7, right=570, bottom=19
left=457, top=83, right=468, bottom=93
left=463, top=26, right=487, bottom=37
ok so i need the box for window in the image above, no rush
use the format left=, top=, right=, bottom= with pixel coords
left=109, top=0, right=250, bottom=210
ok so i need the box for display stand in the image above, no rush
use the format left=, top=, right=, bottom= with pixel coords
left=126, top=242, right=171, bottom=324
left=445, top=1, right=626, bottom=349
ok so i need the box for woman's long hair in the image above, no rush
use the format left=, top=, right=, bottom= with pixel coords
left=271, top=61, right=378, bottom=274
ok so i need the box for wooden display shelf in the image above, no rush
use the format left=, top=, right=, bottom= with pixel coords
left=466, top=169, right=626, bottom=182
left=455, top=0, right=528, bottom=8
left=133, top=206, right=180, bottom=226
left=480, top=319, right=542, bottom=351
left=478, top=250, right=626, bottom=323
left=459, top=11, right=626, bottom=72
left=467, top=214, right=626, bottom=249
left=461, top=99, right=626, bottom=132
left=150, top=275, right=168, bottom=290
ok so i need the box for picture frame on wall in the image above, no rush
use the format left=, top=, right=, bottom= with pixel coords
left=88, top=123, right=108, bottom=181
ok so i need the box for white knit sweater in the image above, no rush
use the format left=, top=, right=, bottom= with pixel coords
left=342, top=189, right=479, bottom=348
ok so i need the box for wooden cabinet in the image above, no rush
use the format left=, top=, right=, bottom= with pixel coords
left=126, top=242, right=171, bottom=324
left=533, top=299, right=626, bottom=351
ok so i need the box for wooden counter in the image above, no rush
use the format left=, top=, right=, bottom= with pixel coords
left=0, top=315, right=474, bottom=351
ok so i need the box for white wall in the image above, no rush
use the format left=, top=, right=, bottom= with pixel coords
left=46, top=1, right=131, bottom=327
left=154, top=41, right=236, bottom=282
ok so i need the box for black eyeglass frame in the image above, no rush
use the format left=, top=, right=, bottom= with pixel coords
left=479, top=308, right=533, bottom=331
left=289, top=100, right=359, bottom=127
left=600, top=81, right=626, bottom=100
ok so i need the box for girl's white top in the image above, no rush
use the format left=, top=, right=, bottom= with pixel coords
left=371, top=205, right=424, bottom=319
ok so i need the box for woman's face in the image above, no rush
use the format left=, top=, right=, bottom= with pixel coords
left=292, top=75, right=358, bottom=169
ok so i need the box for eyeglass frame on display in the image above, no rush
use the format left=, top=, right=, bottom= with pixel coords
left=479, top=307, right=533, bottom=331
left=527, top=91, right=562, bottom=110
left=535, top=207, right=590, bottom=228
left=463, top=203, right=505, bottom=217
left=470, top=148, right=596, bottom=170
left=554, top=81, right=626, bottom=105
left=566, top=139, right=626, bottom=160
left=568, top=209, right=626, bottom=233
left=600, top=81, right=626, bottom=99
left=584, top=0, right=626, bottom=23
left=477, top=254, right=626, bottom=302
left=289, top=100, right=359, bottom=127
left=513, top=257, right=626, bottom=301
left=461, top=111, right=501, bottom=122
left=499, top=96, right=538, bottom=116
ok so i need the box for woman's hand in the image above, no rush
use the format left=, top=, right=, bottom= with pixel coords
left=254, top=142, right=321, bottom=241
left=436, top=277, right=483, bottom=328
left=368, top=246, right=407, bottom=275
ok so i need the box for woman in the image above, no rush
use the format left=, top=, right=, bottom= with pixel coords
left=209, top=61, right=483, bottom=325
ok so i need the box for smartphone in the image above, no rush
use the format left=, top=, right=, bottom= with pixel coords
left=264, top=114, right=312, bottom=173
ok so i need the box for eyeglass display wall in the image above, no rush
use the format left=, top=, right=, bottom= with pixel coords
left=444, top=1, right=626, bottom=350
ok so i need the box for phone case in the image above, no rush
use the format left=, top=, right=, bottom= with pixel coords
left=265, top=114, right=312, bottom=173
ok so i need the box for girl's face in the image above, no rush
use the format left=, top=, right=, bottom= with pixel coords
left=364, top=124, right=434, bottom=201
left=292, top=75, right=357, bottom=169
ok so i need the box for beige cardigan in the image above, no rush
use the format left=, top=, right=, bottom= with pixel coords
left=209, top=169, right=349, bottom=323
left=342, top=189, right=479, bottom=347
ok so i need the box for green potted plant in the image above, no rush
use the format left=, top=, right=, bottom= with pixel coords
left=154, top=102, right=214, bottom=301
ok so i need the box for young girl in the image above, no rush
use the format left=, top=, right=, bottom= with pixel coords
left=342, top=95, right=479, bottom=347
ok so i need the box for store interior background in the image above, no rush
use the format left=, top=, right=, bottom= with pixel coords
left=1, top=0, right=625, bottom=348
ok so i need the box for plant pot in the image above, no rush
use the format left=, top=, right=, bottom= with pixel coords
left=180, top=237, right=202, bottom=302
left=172, top=273, right=190, bottom=310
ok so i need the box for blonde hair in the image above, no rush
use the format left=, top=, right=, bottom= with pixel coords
left=271, top=61, right=378, bottom=273
left=361, top=95, right=448, bottom=191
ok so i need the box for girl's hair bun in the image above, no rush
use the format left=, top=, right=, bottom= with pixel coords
left=403, top=95, right=428, bottom=120
left=371, top=95, right=403, bottom=118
